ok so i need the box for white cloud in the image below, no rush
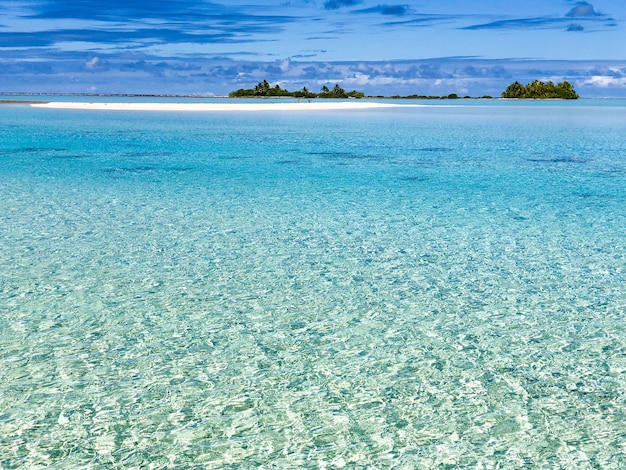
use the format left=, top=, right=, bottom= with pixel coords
left=279, top=58, right=291, bottom=72
left=3, top=54, right=626, bottom=97
left=578, top=76, right=626, bottom=88
left=343, top=73, right=371, bottom=86
left=85, top=56, right=100, bottom=69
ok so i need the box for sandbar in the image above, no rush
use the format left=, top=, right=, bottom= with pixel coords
left=29, top=101, right=411, bottom=111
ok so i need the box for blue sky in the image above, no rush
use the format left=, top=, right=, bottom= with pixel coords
left=1, top=0, right=626, bottom=96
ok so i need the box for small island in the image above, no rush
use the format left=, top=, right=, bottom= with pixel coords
left=229, top=80, right=365, bottom=99
left=501, top=80, right=579, bottom=99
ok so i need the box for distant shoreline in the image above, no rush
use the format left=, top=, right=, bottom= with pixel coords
left=0, top=99, right=51, bottom=105
left=0, top=92, right=229, bottom=99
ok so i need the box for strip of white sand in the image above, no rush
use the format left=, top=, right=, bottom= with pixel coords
left=30, top=101, right=413, bottom=111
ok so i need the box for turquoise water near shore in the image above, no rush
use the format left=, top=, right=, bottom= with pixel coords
left=1, top=100, right=626, bottom=468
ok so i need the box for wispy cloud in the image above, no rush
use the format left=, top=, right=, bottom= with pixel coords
left=566, top=2, right=601, bottom=18
left=323, top=0, right=362, bottom=11
left=567, top=23, right=585, bottom=32
left=463, top=1, right=613, bottom=32
left=354, top=4, right=410, bottom=16
left=463, top=17, right=568, bottom=31
left=463, top=15, right=614, bottom=32
left=2, top=1, right=299, bottom=53
left=381, top=15, right=457, bottom=28
left=29, top=0, right=238, bottom=22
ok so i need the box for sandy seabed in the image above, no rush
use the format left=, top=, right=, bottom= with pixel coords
left=29, top=101, right=410, bottom=111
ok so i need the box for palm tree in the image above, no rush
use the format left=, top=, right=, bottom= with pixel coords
left=255, top=80, right=271, bottom=95
left=554, top=80, right=579, bottom=99
left=332, top=84, right=345, bottom=96
left=501, top=81, right=526, bottom=98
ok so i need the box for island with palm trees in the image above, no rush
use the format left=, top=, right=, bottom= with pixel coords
left=501, top=80, right=579, bottom=99
left=229, top=80, right=365, bottom=99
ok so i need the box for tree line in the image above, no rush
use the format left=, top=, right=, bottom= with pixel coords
left=501, top=80, right=579, bottom=99
left=229, top=79, right=580, bottom=100
left=229, top=80, right=365, bottom=99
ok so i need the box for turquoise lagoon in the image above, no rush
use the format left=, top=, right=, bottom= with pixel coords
left=1, top=99, right=626, bottom=468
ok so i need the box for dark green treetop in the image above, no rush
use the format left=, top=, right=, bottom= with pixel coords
left=501, top=80, right=579, bottom=99
left=229, top=81, right=364, bottom=99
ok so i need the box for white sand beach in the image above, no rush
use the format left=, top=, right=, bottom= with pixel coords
left=30, top=101, right=411, bottom=111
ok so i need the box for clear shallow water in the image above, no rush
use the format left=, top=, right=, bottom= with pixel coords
left=1, top=101, right=626, bottom=468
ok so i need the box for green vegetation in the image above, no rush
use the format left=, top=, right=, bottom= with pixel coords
left=229, top=80, right=365, bottom=99
left=229, top=78, right=579, bottom=100
left=387, top=93, right=492, bottom=100
left=230, top=81, right=494, bottom=100
left=501, top=80, right=579, bottom=99
left=231, top=80, right=496, bottom=100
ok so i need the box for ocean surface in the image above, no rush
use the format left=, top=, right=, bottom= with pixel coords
left=1, top=99, right=626, bottom=468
